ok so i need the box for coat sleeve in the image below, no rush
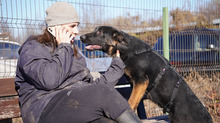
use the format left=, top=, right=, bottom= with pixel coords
left=92, top=57, right=125, bottom=86
left=18, top=40, right=74, bottom=90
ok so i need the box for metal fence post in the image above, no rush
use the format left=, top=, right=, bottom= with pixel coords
left=163, top=7, right=169, bottom=60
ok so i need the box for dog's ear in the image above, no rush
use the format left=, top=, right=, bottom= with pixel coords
left=113, top=31, right=128, bottom=45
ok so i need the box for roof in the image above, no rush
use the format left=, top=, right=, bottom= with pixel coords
left=0, top=40, right=21, bottom=46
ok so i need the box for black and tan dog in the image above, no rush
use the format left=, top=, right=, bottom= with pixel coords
left=80, top=26, right=212, bottom=123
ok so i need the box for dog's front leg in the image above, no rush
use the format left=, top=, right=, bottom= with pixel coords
left=128, top=81, right=149, bottom=110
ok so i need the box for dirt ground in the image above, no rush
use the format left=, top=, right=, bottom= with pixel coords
left=143, top=71, right=220, bottom=123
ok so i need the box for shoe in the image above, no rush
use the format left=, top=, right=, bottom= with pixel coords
left=116, top=109, right=142, bottom=123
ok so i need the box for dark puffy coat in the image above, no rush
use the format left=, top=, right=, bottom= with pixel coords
left=15, top=36, right=125, bottom=123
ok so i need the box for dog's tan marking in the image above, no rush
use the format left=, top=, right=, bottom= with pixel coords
left=107, top=40, right=118, bottom=46
left=107, top=40, right=119, bottom=57
left=112, top=40, right=118, bottom=46
left=124, top=69, right=149, bottom=110
left=108, top=46, right=114, bottom=56
left=124, top=69, right=135, bottom=82
left=128, top=81, right=149, bottom=110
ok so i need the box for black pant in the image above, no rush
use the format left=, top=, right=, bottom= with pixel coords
left=39, top=84, right=130, bottom=123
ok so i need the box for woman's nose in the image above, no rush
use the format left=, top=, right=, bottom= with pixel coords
left=73, top=27, right=79, bottom=34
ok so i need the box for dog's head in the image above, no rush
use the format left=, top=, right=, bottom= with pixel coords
left=80, top=26, right=128, bottom=56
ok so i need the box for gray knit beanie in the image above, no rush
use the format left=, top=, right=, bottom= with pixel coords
left=45, top=2, right=79, bottom=26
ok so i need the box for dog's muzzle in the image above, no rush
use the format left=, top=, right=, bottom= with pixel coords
left=80, top=35, right=86, bottom=40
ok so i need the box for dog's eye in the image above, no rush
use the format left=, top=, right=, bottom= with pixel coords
left=96, top=31, right=102, bottom=35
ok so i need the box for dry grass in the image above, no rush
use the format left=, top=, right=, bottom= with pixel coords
left=144, top=71, right=220, bottom=123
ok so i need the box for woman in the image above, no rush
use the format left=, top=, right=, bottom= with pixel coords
left=15, top=1, right=141, bottom=123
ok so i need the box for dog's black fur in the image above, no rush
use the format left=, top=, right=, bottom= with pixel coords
left=80, top=26, right=212, bottom=123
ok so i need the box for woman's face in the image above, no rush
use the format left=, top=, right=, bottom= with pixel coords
left=62, top=22, right=79, bottom=38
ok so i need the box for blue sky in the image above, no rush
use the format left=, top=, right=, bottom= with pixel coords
left=1, top=0, right=210, bottom=23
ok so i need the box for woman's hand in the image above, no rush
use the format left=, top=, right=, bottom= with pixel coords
left=116, top=50, right=120, bottom=57
left=55, top=26, right=74, bottom=45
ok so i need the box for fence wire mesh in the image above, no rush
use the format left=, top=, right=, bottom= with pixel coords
left=0, top=0, right=219, bottom=121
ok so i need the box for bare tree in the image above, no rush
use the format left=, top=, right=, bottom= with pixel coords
left=170, top=0, right=220, bottom=30
left=79, top=0, right=104, bottom=35
left=170, top=8, right=197, bottom=30
left=104, top=13, right=142, bottom=31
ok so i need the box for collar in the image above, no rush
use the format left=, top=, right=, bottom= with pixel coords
left=122, top=48, right=152, bottom=61
left=134, top=48, right=152, bottom=55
